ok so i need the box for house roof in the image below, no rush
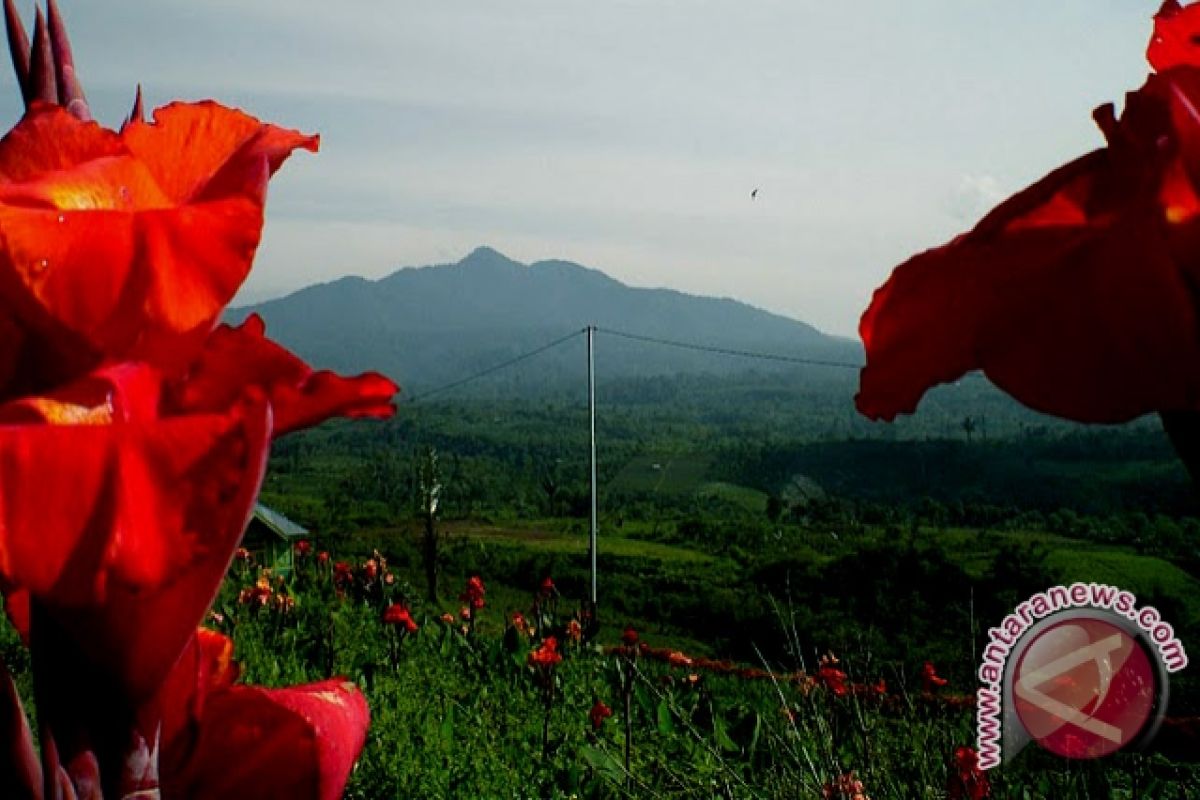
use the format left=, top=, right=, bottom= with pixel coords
left=252, top=503, right=308, bottom=540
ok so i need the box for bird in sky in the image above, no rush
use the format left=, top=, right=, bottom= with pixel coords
left=750, top=188, right=759, bottom=200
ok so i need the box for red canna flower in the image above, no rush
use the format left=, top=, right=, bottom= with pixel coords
left=922, top=661, right=949, bottom=693
left=566, top=619, right=582, bottom=642
left=294, top=539, right=312, bottom=557
left=382, top=603, right=419, bottom=634
left=316, top=551, right=330, bottom=565
left=529, top=636, right=563, bottom=668
left=589, top=699, right=613, bottom=730
left=459, top=575, right=485, bottom=610
left=620, top=626, right=639, bottom=646
left=0, top=3, right=398, bottom=795
left=947, top=746, right=992, bottom=800
left=857, top=1, right=1200, bottom=425
left=538, top=576, right=556, bottom=598
left=155, top=629, right=369, bottom=800
left=362, top=559, right=379, bottom=582
left=818, top=665, right=848, bottom=697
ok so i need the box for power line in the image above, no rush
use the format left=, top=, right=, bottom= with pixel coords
left=594, top=326, right=864, bottom=370
left=406, top=329, right=585, bottom=403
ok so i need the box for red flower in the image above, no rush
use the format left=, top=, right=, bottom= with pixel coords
left=947, top=746, right=992, bottom=800
left=589, top=699, right=613, bottom=729
left=173, top=314, right=397, bottom=438
left=294, top=539, right=312, bottom=557
left=0, top=3, right=397, bottom=795
left=857, top=2, right=1200, bottom=424
left=818, top=665, right=848, bottom=697
left=459, top=575, right=485, bottom=609
left=821, top=771, right=871, bottom=800
left=0, top=100, right=318, bottom=400
left=529, top=636, right=563, bottom=668
left=566, top=619, right=582, bottom=641
left=620, top=626, right=639, bottom=646
left=317, top=551, right=330, bottom=565
left=538, top=576, right=556, bottom=598
left=362, top=559, right=379, bottom=582
left=155, top=630, right=370, bottom=800
left=922, top=661, right=949, bottom=693
left=382, top=603, right=418, bottom=633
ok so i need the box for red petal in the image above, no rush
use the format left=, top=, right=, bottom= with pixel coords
left=857, top=80, right=1200, bottom=423
left=0, top=379, right=269, bottom=700
left=1148, top=1, right=1200, bottom=72
left=121, top=101, right=317, bottom=204
left=162, top=679, right=369, bottom=800
left=0, top=103, right=314, bottom=391
left=176, top=315, right=399, bottom=436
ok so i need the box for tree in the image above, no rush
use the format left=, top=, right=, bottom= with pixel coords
left=416, top=446, right=443, bottom=602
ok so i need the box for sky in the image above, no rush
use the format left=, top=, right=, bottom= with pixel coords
left=0, top=1, right=1157, bottom=337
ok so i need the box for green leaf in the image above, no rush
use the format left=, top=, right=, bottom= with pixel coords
left=712, top=714, right=739, bottom=753
left=656, top=699, right=675, bottom=736
left=439, top=702, right=456, bottom=746
left=581, top=745, right=625, bottom=785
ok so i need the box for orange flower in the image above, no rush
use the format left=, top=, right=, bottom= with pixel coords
left=529, top=636, right=563, bottom=668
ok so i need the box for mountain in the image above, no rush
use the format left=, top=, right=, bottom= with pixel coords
left=227, top=247, right=863, bottom=396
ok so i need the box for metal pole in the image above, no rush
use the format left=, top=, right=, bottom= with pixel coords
left=588, top=325, right=598, bottom=606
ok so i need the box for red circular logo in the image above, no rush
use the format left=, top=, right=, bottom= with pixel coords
left=1012, top=616, right=1157, bottom=759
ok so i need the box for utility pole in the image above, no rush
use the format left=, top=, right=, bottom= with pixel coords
left=587, top=325, right=598, bottom=606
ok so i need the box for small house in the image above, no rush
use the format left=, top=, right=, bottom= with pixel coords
left=242, top=503, right=308, bottom=574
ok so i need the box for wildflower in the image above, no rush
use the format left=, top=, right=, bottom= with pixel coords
left=384, top=571, right=395, bottom=585
left=459, top=606, right=471, bottom=621
left=538, top=576, right=556, bottom=598
left=667, top=650, right=693, bottom=668
left=460, top=575, right=486, bottom=609
left=822, top=771, right=871, bottom=800
left=317, top=550, right=330, bottom=565
left=818, top=664, right=848, bottom=697
left=440, top=612, right=455, bottom=625
left=382, top=603, right=419, bottom=634
left=294, top=539, right=312, bottom=557
left=922, top=661, right=949, bottom=693
left=566, top=619, right=582, bottom=642
left=235, top=547, right=252, bottom=563
left=363, top=559, right=379, bottom=581
left=529, top=636, right=563, bottom=668
left=620, top=626, right=639, bottom=647
left=511, top=611, right=528, bottom=633
left=947, top=746, right=991, bottom=800
left=589, top=699, right=613, bottom=729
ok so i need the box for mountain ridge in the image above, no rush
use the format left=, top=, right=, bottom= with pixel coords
left=228, top=246, right=862, bottom=393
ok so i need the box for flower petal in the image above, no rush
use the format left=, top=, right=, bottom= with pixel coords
left=162, top=679, right=369, bottom=800
left=1148, top=1, right=1200, bottom=72
left=0, top=380, right=270, bottom=699
left=858, top=79, right=1200, bottom=423
left=175, top=314, right=399, bottom=436
left=121, top=101, right=318, bottom=205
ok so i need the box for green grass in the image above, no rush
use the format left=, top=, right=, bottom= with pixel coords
left=608, top=453, right=713, bottom=495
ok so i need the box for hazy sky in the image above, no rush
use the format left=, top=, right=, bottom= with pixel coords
left=0, top=2, right=1155, bottom=337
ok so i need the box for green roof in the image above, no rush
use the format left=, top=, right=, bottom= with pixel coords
left=252, top=503, right=308, bottom=540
